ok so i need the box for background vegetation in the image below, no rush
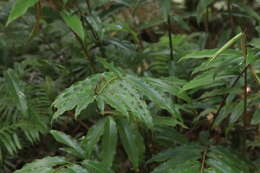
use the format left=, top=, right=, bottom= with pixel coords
left=0, top=0, right=260, bottom=172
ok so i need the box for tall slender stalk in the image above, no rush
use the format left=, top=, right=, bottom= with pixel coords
left=241, top=32, right=248, bottom=153
left=241, top=33, right=248, bottom=128
left=167, top=15, right=174, bottom=61
left=228, top=0, right=234, bottom=29
left=204, top=7, right=209, bottom=33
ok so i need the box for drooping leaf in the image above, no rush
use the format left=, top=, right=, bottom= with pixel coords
left=250, top=38, right=260, bottom=49
left=251, top=108, right=260, bottom=125
left=82, top=160, right=114, bottom=173
left=100, top=117, right=118, bottom=168
left=150, top=144, right=203, bottom=173
left=126, top=75, right=181, bottom=120
left=180, top=73, right=214, bottom=92
left=52, top=73, right=104, bottom=121
left=61, top=11, right=85, bottom=41
left=14, top=156, right=67, bottom=173
left=118, top=119, right=145, bottom=169
left=99, top=78, right=153, bottom=128
left=6, top=0, right=39, bottom=26
left=81, top=118, right=107, bottom=156
left=207, top=146, right=253, bottom=173
left=66, top=164, right=89, bottom=173
left=50, top=130, right=85, bottom=158
left=229, top=101, right=244, bottom=124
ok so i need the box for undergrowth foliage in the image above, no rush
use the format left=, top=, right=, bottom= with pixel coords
left=0, top=0, right=260, bottom=172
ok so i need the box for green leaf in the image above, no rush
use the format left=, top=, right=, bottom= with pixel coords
left=152, top=160, right=200, bottom=173
left=207, top=146, right=253, bottom=173
left=154, top=117, right=180, bottom=127
left=6, top=0, right=39, bottom=26
left=126, top=75, right=181, bottom=120
left=209, top=33, right=243, bottom=63
left=250, top=38, right=260, bottom=49
left=61, top=11, right=85, bottom=41
left=101, top=117, right=118, bottom=168
left=99, top=78, right=153, bottom=128
left=179, top=49, right=217, bottom=62
left=229, top=101, right=244, bottom=124
left=150, top=144, right=203, bottom=173
left=81, top=118, right=107, bottom=156
left=67, top=164, right=89, bottom=173
left=82, top=160, right=114, bottom=173
left=148, top=144, right=203, bottom=164
left=251, top=109, right=260, bottom=125
left=14, top=156, right=67, bottom=173
left=118, top=119, right=145, bottom=168
left=52, top=73, right=104, bottom=121
left=50, top=130, right=85, bottom=158
left=180, top=73, right=214, bottom=92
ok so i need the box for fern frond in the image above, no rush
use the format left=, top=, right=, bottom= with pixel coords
left=0, top=120, right=45, bottom=157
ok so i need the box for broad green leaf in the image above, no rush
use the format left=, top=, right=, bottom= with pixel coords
left=144, top=77, right=192, bottom=103
left=150, top=144, right=203, bottom=173
left=154, top=127, right=189, bottom=145
left=251, top=109, right=260, bottom=125
left=6, top=0, right=39, bottom=26
left=148, top=144, right=203, bottom=164
left=67, top=164, right=89, bottom=173
left=118, top=119, right=145, bottom=169
left=99, top=78, right=153, bottom=128
left=180, top=73, right=214, bottom=92
left=250, top=38, right=260, bottom=49
left=154, top=117, right=179, bottom=127
left=82, top=160, right=114, bottom=173
left=126, top=75, right=181, bottom=120
left=14, top=156, right=67, bottom=173
left=207, top=146, right=253, bottom=173
left=61, top=11, right=85, bottom=41
left=213, top=103, right=234, bottom=127
left=81, top=118, right=107, bottom=156
left=229, top=101, right=244, bottom=124
left=52, top=73, right=104, bottom=121
left=50, top=130, right=85, bottom=158
left=153, top=160, right=200, bottom=173
left=101, top=117, right=118, bottom=168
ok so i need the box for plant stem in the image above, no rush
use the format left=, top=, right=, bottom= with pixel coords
left=200, top=147, right=208, bottom=173
left=85, top=0, right=91, bottom=14
left=228, top=0, right=234, bottom=29
left=167, top=15, right=174, bottom=61
left=204, top=7, right=209, bottom=33
left=211, top=65, right=249, bottom=128
left=241, top=33, right=248, bottom=128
